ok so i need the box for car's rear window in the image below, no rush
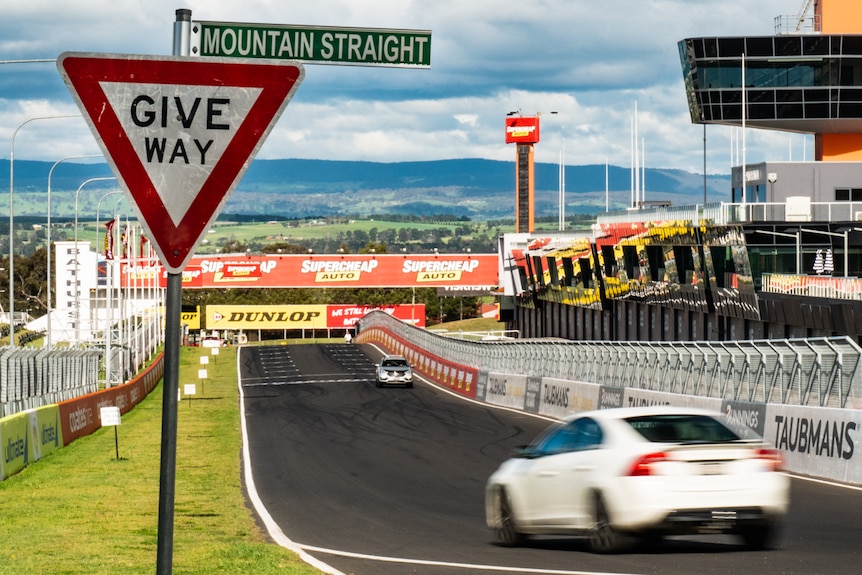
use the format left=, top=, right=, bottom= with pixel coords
left=624, top=414, right=741, bottom=444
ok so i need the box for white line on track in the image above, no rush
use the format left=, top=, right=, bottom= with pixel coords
left=295, top=543, right=641, bottom=575
left=239, top=344, right=861, bottom=575
left=243, top=377, right=369, bottom=387
left=237, top=349, right=347, bottom=575
left=238, top=345, right=631, bottom=574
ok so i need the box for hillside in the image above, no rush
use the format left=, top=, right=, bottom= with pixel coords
left=0, top=158, right=730, bottom=219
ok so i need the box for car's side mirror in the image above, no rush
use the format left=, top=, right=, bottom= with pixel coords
left=513, top=445, right=541, bottom=459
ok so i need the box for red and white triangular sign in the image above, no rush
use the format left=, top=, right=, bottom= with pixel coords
left=57, top=52, right=304, bottom=273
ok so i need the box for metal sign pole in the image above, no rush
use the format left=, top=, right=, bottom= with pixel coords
left=156, top=10, right=192, bottom=575
left=156, top=272, right=182, bottom=575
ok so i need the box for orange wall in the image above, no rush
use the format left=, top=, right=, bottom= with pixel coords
left=817, top=0, right=862, bottom=34
left=813, top=1, right=862, bottom=160
left=816, top=134, right=862, bottom=161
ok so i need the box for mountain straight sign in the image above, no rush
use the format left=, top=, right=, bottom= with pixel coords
left=190, top=21, right=431, bottom=68
left=57, top=52, right=304, bottom=272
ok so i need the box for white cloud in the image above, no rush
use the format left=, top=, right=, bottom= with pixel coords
left=0, top=0, right=808, bottom=177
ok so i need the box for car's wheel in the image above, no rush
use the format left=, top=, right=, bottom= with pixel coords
left=739, top=521, right=777, bottom=550
left=589, top=494, right=623, bottom=553
left=406, top=382, right=414, bottom=388
left=494, top=488, right=524, bottom=547
left=636, top=530, right=664, bottom=552
left=375, top=379, right=382, bottom=388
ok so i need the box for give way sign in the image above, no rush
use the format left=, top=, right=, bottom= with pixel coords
left=58, top=52, right=305, bottom=272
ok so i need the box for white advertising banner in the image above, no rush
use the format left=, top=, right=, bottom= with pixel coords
left=534, top=377, right=601, bottom=419
left=764, top=404, right=862, bottom=485
left=482, top=373, right=528, bottom=411
left=622, top=388, right=723, bottom=412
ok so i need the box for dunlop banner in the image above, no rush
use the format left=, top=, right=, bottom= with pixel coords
left=124, top=253, right=498, bottom=289
left=181, top=309, right=201, bottom=331
left=207, top=305, right=329, bottom=330
left=205, top=304, right=425, bottom=330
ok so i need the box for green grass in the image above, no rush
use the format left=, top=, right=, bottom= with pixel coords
left=428, top=315, right=507, bottom=334
left=0, top=346, right=323, bottom=575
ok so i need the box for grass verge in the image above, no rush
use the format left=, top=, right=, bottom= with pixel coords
left=0, top=345, right=324, bottom=575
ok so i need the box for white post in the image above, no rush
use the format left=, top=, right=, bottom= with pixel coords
left=741, top=53, right=747, bottom=218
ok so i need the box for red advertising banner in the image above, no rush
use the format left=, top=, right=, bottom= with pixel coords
left=123, top=253, right=498, bottom=289
left=58, top=355, right=163, bottom=445
left=505, top=116, right=540, bottom=144
left=328, top=304, right=425, bottom=328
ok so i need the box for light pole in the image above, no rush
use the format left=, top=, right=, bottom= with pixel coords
left=75, top=178, right=117, bottom=246
left=46, top=154, right=103, bottom=348
left=73, top=177, right=117, bottom=345
left=96, top=190, right=125, bottom=239
left=9, top=114, right=80, bottom=345
left=558, top=121, right=565, bottom=231
left=0, top=59, right=55, bottom=65
left=755, top=229, right=801, bottom=275
left=96, top=190, right=125, bottom=387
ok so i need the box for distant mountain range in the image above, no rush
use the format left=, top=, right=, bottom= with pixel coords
left=0, top=158, right=731, bottom=220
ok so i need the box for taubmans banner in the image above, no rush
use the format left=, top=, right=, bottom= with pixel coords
left=121, top=253, right=497, bottom=289
left=206, top=304, right=426, bottom=330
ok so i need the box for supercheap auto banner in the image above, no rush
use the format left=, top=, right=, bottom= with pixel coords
left=121, top=253, right=498, bottom=289
left=206, top=304, right=426, bottom=330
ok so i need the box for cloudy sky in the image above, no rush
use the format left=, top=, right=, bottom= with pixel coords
left=0, top=0, right=812, bottom=175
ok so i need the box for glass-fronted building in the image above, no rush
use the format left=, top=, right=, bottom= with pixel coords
left=679, top=34, right=862, bottom=135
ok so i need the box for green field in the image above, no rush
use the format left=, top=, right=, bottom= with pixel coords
left=0, top=347, right=324, bottom=575
left=22, top=215, right=514, bottom=256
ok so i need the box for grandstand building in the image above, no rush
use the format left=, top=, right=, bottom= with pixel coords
left=502, top=0, right=862, bottom=344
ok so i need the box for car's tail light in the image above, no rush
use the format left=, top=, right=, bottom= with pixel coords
left=626, top=452, right=668, bottom=476
left=755, top=448, right=783, bottom=472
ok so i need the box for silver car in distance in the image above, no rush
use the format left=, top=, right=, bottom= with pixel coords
left=375, top=355, right=414, bottom=388
left=485, top=406, right=789, bottom=553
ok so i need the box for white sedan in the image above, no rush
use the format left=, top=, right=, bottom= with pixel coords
left=485, top=406, right=789, bottom=552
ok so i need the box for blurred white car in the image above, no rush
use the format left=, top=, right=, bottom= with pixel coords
left=485, top=406, right=789, bottom=552
left=201, top=336, right=224, bottom=348
left=375, top=355, right=414, bottom=388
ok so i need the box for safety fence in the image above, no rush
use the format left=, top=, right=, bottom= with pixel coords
left=1, top=347, right=102, bottom=418
left=356, top=311, right=862, bottom=410
left=0, top=307, right=165, bottom=419
left=0, top=353, right=164, bottom=481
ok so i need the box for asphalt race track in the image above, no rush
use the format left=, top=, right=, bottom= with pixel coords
left=238, top=343, right=862, bottom=575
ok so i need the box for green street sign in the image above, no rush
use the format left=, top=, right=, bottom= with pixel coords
left=191, top=21, right=431, bottom=68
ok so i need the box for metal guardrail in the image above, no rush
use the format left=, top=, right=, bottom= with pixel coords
left=595, top=200, right=862, bottom=227
left=357, top=311, right=862, bottom=409
left=0, top=312, right=164, bottom=418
